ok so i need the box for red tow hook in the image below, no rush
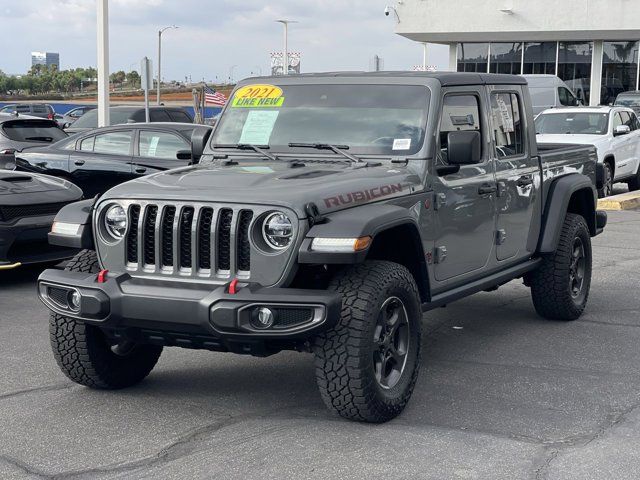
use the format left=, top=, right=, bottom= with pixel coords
left=228, top=278, right=239, bottom=294
left=97, top=269, right=109, bottom=283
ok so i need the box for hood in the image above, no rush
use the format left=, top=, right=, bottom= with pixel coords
left=536, top=134, right=608, bottom=146
left=104, top=160, right=423, bottom=217
left=0, top=171, right=80, bottom=198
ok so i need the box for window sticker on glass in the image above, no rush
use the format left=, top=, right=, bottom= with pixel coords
left=147, top=136, right=160, bottom=156
left=232, top=84, right=285, bottom=108
left=239, top=110, right=280, bottom=145
left=495, top=96, right=514, bottom=133
left=392, top=138, right=412, bottom=151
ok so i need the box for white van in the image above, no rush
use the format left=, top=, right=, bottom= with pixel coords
left=522, top=75, right=580, bottom=114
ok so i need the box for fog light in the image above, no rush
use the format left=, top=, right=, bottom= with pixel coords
left=251, top=307, right=276, bottom=329
left=68, top=290, right=81, bottom=312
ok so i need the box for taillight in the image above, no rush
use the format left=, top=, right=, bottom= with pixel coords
left=1, top=149, right=16, bottom=155
left=48, top=113, right=54, bottom=120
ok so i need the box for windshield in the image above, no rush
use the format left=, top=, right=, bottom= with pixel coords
left=212, top=84, right=430, bottom=156
left=2, top=120, right=68, bottom=142
left=615, top=96, right=640, bottom=107
left=72, top=109, right=135, bottom=128
left=535, top=112, right=609, bottom=135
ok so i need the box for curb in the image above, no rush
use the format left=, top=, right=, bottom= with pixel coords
left=598, top=191, right=640, bottom=211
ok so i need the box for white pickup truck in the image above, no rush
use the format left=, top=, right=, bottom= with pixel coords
left=536, top=106, right=640, bottom=197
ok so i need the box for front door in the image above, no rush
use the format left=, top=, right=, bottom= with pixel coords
left=489, top=87, right=541, bottom=262
left=433, top=89, right=497, bottom=283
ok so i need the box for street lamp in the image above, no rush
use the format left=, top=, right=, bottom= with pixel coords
left=276, top=19, right=298, bottom=75
left=229, top=65, right=238, bottom=84
left=157, top=25, right=178, bottom=105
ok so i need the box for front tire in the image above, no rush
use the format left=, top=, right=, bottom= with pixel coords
left=313, top=261, right=422, bottom=423
left=49, top=249, right=163, bottom=389
left=527, top=214, right=592, bottom=321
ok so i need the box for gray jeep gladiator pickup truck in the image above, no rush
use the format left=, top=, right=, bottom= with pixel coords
left=37, top=72, right=607, bottom=423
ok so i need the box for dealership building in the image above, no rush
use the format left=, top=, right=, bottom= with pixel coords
left=393, top=0, right=640, bottom=106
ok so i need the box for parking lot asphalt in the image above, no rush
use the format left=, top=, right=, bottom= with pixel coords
left=0, top=209, right=639, bottom=480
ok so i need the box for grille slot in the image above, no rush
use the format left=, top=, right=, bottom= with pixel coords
left=237, top=210, right=253, bottom=272
left=143, top=205, right=158, bottom=266
left=217, top=209, right=233, bottom=271
left=179, top=207, right=195, bottom=269
left=161, top=206, right=176, bottom=267
left=124, top=203, right=257, bottom=280
left=126, top=205, right=141, bottom=264
left=198, top=208, right=214, bottom=270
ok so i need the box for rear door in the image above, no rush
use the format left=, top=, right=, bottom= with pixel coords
left=489, top=87, right=541, bottom=262
left=69, top=130, right=134, bottom=197
left=432, top=88, right=497, bottom=284
left=131, top=129, right=190, bottom=177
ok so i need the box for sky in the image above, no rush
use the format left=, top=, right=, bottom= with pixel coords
left=0, top=0, right=449, bottom=82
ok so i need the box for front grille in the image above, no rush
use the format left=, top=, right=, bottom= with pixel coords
left=0, top=202, right=69, bottom=222
left=125, top=203, right=255, bottom=280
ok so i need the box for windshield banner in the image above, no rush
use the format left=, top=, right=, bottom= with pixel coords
left=232, top=84, right=285, bottom=108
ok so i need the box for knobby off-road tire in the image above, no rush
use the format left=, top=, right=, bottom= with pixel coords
left=528, top=214, right=592, bottom=321
left=49, top=249, right=163, bottom=389
left=313, top=261, right=422, bottom=423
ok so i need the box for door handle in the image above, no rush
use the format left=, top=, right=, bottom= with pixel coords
left=516, top=176, right=534, bottom=187
left=74, top=159, right=85, bottom=166
left=478, top=184, right=497, bottom=195
left=135, top=167, right=147, bottom=174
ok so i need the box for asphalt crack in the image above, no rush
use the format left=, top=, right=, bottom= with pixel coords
left=0, top=383, right=73, bottom=401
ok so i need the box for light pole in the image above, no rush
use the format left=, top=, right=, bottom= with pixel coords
left=276, top=19, right=297, bottom=75
left=97, top=0, right=110, bottom=127
left=157, top=25, right=178, bottom=105
left=422, top=43, right=428, bottom=71
left=229, top=65, right=238, bottom=84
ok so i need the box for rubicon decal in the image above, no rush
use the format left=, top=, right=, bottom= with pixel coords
left=324, top=184, right=403, bottom=208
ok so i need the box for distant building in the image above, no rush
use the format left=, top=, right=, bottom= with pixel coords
left=394, top=0, right=640, bottom=106
left=31, top=52, right=60, bottom=70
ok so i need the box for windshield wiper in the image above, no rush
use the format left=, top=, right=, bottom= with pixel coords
left=214, top=143, right=279, bottom=161
left=288, top=143, right=367, bottom=165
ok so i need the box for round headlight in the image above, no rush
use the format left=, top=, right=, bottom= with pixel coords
left=104, top=204, right=128, bottom=241
left=262, top=212, right=293, bottom=250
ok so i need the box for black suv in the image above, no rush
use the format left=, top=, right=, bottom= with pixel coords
left=65, top=106, right=193, bottom=134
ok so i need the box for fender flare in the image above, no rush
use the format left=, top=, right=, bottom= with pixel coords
left=539, top=173, right=596, bottom=253
left=298, top=203, right=422, bottom=264
left=48, top=198, right=95, bottom=250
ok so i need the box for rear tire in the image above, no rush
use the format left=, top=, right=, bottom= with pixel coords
left=49, top=249, right=162, bottom=389
left=598, top=162, right=614, bottom=198
left=627, top=165, right=640, bottom=192
left=313, top=261, right=422, bottom=423
left=527, top=214, right=592, bottom=321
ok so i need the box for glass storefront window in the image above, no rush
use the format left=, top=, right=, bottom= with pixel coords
left=490, top=43, right=523, bottom=74
left=558, top=42, right=593, bottom=105
left=457, top=43, right=489, bottom=72
left=523, top=42, right=557, bottom=75
left=601, top=41, right=639, bottom=105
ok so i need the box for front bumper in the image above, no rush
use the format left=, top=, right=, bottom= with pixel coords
left=37, top=269, right=342, bottom=348
left=0, top=215, right=78, bottom=266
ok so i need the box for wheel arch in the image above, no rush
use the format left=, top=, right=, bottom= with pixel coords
left=539, top=173, right=597, bottom=253
left=603, top=154, right=615, bottom=179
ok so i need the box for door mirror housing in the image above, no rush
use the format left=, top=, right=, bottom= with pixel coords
left=614, top=125, right=631, bottom=136
left=447, top=131, right=482, bottom=165
left=190, top=126, right=213, bottom=162
left=176, top=149, right=192, bottom=161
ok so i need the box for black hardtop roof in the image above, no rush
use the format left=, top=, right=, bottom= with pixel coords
left=240, top=71, right=528, bottom=87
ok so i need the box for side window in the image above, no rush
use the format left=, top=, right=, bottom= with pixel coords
left=93, top=131, right=133, bottom=155
left=79, top=136, right=95, bottom=151
left=621, top=111, right=635, bottom=130
left=32, top=105, right=47, bottom=114
left=490, top=92, right=525, bottom=157
left=633, top=113, right=640, bottom=131
left=439, top=94, right=482, bottom=164
left=168, top=111, right=193, bottom=123
left=16, top=105, right=30, bottom=113
left=149, top=110, right=172, bottom=122
left=558, top=87, right=577, bottom=106
left=138, top=131, right=189, bottom=159
left=613, top=112, right=624, bottom=130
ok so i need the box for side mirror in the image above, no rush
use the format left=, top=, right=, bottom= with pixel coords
left=447, top=131, right=482, bottom=165
left=63, top=122, right=71, bottom=129
left=190, top=126, right=213, bottom=162
left=614, top=125, right=631, bottom=136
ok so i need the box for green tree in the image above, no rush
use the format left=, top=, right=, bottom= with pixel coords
left=126, top=70, right=141, bottom=88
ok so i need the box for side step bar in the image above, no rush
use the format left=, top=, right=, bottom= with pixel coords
left=422, top=259, right=541, bottom=312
